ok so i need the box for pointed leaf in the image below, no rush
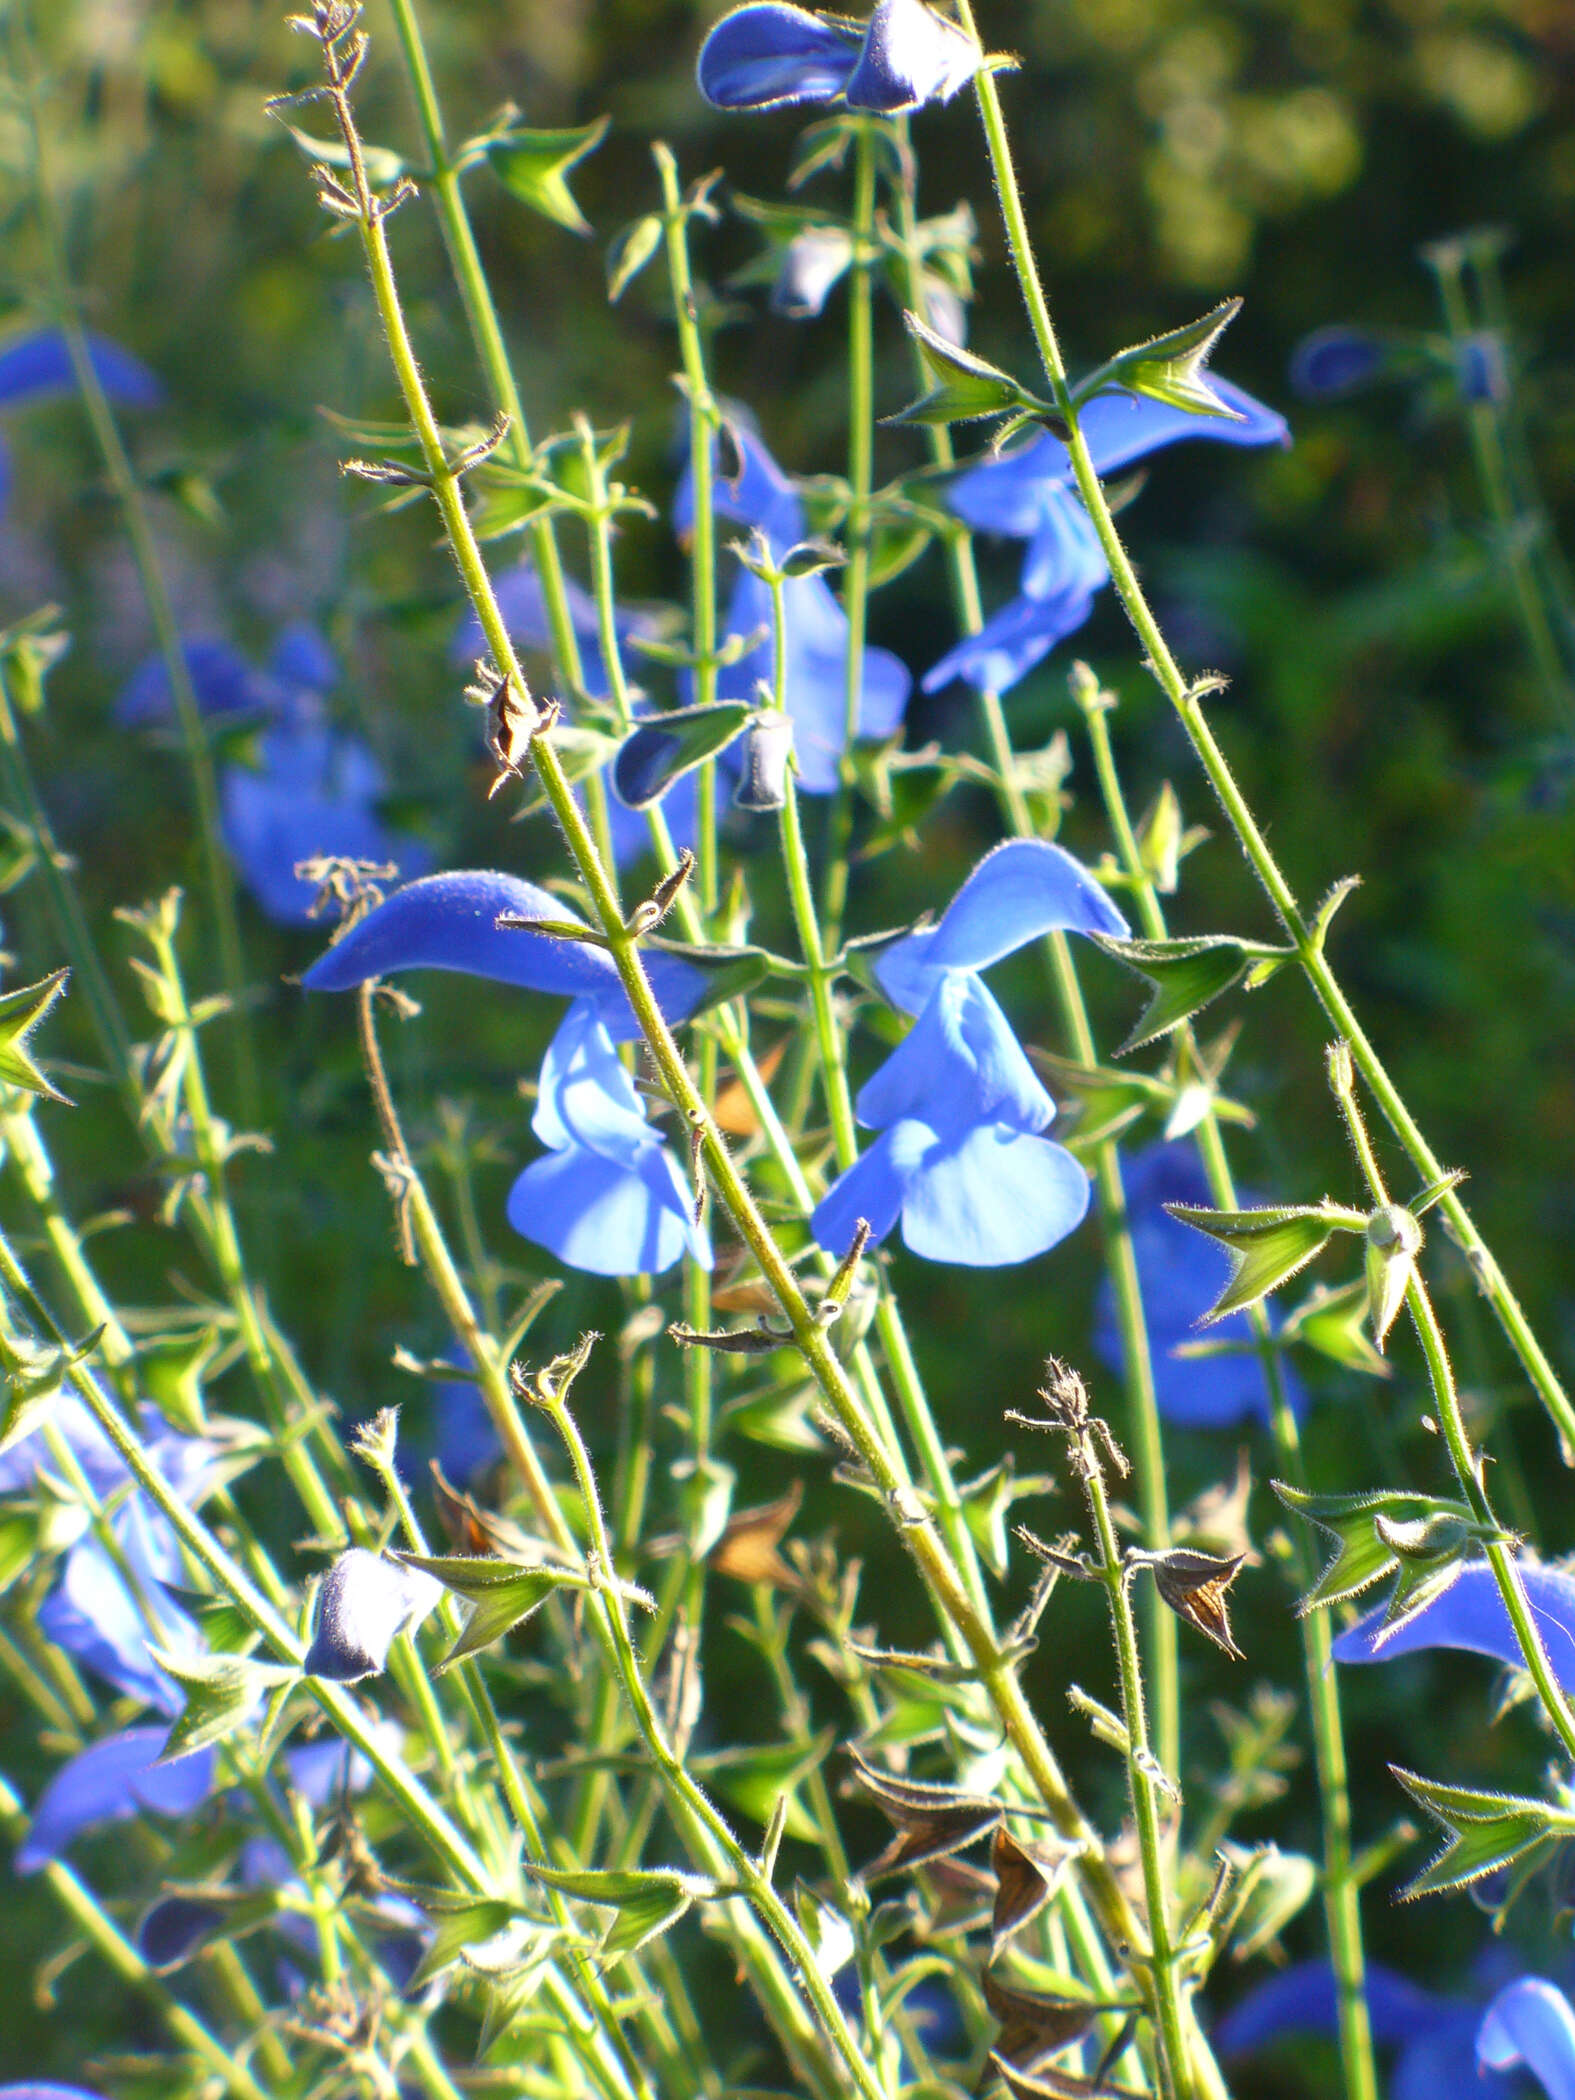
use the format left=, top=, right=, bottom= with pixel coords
left=888, top=312, right=1045, bottom=427
left=530, top=1865, right=708, bottom=1958
left=392, top=1550, right=592, bottom=1667
left=1281, top=1278, right=1391, bottom=1378
left=154, top=1652, right=287, bottom=1762
left=1272, top=1483, right=1472, bottom=1614
left=408, top=1897, right=521, bottom=1986
left=482, top=117, right=610, bottom=237
left=698, top=1729, right=835, bottom=1844
left=1390, top=1766, right=1572, bottom=1900
left=1095, top=297, right=1248, bottom=421
left=990, top=1824, right=1079, bottom=1959
left=612, top=701, right=753, bottom=810
left=1165, top=1202, right=1341, bottom=1322
left=1091, top=933, right=1254, bottom=1053
left=607, top=214, right=665, bottom=302
left=1148, top=1547, right=1247, bottom=1659
left=0, top=967, right=73, bottom=1103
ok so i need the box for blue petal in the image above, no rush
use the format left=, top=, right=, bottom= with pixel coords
left=1456, top=333, right=1508, bottom=406
left=946, top=378, right=1288, bottom=537
left=0, top=328, right=162, bottom=412
left=115, top=637, right=272, bottom=727
left=1332, top=1559, right=1575, bottom=1691
left=859, top=970, right=1055, bottom=1138
left=1289, top=326, right=1389, bottom=400
left=221, top=727, right=432, bottom=928
left=605, top=768, right=699, bottom=866
left=15, top=1727, right=216, bottom=1874
left=875, top=839, right=1128, bottom=1013
left=919, top=582, right=1096, bottom=696
left=283, top=1735, right=376, bottom=1804
left=1093, top=1142, right=1302, bottom=1428
left=674, top=420, right=807, bottom=552
left=451, top=561, right=657, bottom=700
left=38, top=1520, right=201, bottom=1714
left=429, top=1362, right=504, bottom=1486
left=900, top=1123, right=1089, bottom=1265
left=139, top=1895, right=225, bottom=1971
left=532, top=998, right=654, bottom=1165
left=773, top=228, right=854, bottom=319
left=299, top=869, right=706, bottom=1041
left=697, top=2, right=860, bottom=109
left=1020, top=484, right=1108, bottom=600
left=268, top=622, right=339, bottom=695
left=1479, top=1980, right=1575, bottom=2100
left=844, top=0, right=982, bottom=111
left=507, top=1141, right=710, bottom=1276
left=1213, top=1958, right=1462, bottom=2056
left=305, top=1549, right=442, bottom=1682
left=0, top=2086, right=114, bottom=2099
left=813, top=1119, right=932, bottom=1252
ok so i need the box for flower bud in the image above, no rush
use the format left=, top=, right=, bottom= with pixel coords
left=1364, top=1202, right=1422, bottom=1352
left=733, top=709, right=796, bottom=812
left=304, top=1548, right=442, bottom=1683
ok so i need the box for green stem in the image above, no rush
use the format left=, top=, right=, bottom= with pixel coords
left=1078, top=677, right=1377, bottom=2100
left=820, top=119, right=879, bottom=949
left=953, top=18, right=1575, bottom=1468
left=383, top=0, right=587, bottom=699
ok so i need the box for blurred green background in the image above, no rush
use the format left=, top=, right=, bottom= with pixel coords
left=0, top=0, right=1572, bottom=2088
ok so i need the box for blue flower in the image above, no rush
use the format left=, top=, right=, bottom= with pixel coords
left=0, top=326, right=161, bottom=512
left=115, top=636, right=276, bottom=727
left=14, top=1725, right=216, bottom=1875
left=301, top=867, right=709, bottom=1041
left=677, top=423, right=911, bottom=792
left=1478, top=1978, right=1575, bottom=2100
left=698, top=0, right=982, bottom=115
left=813, top=841, right=1128, bottom=1266
left=508, top=997, right=711, bottom=1276
left=923, top=381, right=1289, bottom=696
left=1213, top=1956, right=1510, bottom=2100
left=1288, top=326, right=1391, bottom=400
left=221, top=714, right=433, bottom=927
left=304, top=1548, right=442, bottom=1682
left=1332, top=1556, right=1575, bottom=1693
left=1093, top=1143, right=1304, bottom=1429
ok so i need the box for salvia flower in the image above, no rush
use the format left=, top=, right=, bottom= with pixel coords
left=1478, top=1978, right=1575, bottom=2100
left=301, top=867, right=708, bottom=1042
left=115, top=635, right=277, bottom=728
left=14, top=1726, right=216, bottom=1875
left=508, top=996, right=711, bottom=1276
left=813, top=841, right=1128, bottom=1266
left=698, top=0, right=982, bottom=116
left=1288, top=325, right=1391, bottom=401
left=677, top=423, right=910, bottom=792
left=924, top=381, right=1288, bottom=696
left=304, top=1548, right=442, bottom=1683
left=1093, top=1142, right=1303, bottom=1428
left=1332, top=1556, right=1575, bottom=1694
left=0, top=326, right=161, bottom=511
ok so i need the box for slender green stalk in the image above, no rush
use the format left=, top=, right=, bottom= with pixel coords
left=383, top=0, right=588, bottom=700
left=11, top=1, right=255, bottom=1113
left=820, top=120, right=879, bottom=948
left=1077, top=675, right=1377, bottom=2100
left=951, top=12, right=1575, bottom=1470
left=1328, top=1055, right=1575, bottom=1763
left=301, top=28, right=1224, bottom=2070
left=887, top=156, right=1177, bottom=1764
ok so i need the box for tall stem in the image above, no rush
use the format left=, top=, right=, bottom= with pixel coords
left=950, top=11, right=1575, bottom=1465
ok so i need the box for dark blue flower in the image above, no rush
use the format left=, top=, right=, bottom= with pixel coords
left=924, top=381, right=1289, bottom=695
left=1456, top=332, right=1509, bottom=406
left=697, top=0, right=981, bottom=114
left=1213, top=1956, right=1508, bottom=2100
left=304, top=1548, right=441, bottom=1683
left=676, top=423, right=911, bottom=792
left=1288, top=326, right=1390, bottom=400
left=1478, top=1978, right=1575, bottom=2100
left=300, top=867, right=708, bottom=1042
left=14, top=1725, right=216, bottom=1875
left=115, top=636, right=276, bottom=727
left=1093, top=1143, right=1304, bottom=1429
left=1332, top=1557, right=1575, bottom=1693
left=0, top=327, right=161, bottom=513
left=220, top=715, right=433, bottom=927
left=508, top=997, right=711, bottom=1276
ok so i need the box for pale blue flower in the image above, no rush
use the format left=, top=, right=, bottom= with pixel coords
left=1479, top=1978, right=1575, bottom=2100
left=304, top=1548, right=442, bottom=1683
left=698, top=0, right=981, bottom=115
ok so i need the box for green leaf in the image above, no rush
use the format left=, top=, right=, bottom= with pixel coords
left=1165, top=1201, right=1356, bottom=1321
left=392, top=1552, right=586, bottom=1670
left=606, top=214, right=664, bottom=302
left=696, top=1730, right=835, bottom=1845
left=407, top=1896, right=522, bottom=1986
left=155, top=1652, right=287, bottom=1762
left=612, top=701, right=753, bottom=810
left=1091, top=933, right=1261, bottom=1052
left=1084, top=297, right=1247, bottom=421
left=481, top=116, right=609, bottom=237
left=0, top=968, right=73, bottom=1103
left=1390, top=1768, right=1573, bottom=1901
left=279, top=123, right=406, bottom=190
left=530, top=1866, right=709, bottom=1959
left=644, top=937, right=773, bottom=1017
left=1280, top=1278, right=1391, bottom=1378
left=887, top=313, right=1046, bottom=427
left=1271, top=1483, right=1473, bottom=1614
left=0, top=1508, right=36, bottom=1593
left=1222, top=1844, right=1319, bottom=1961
